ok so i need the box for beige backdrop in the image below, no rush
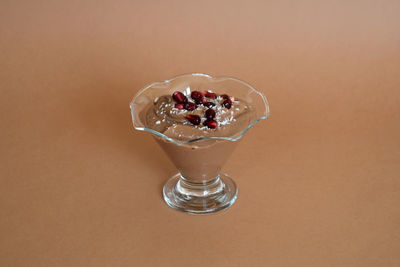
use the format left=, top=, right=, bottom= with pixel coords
left=1, top=0, right=400, bottom=266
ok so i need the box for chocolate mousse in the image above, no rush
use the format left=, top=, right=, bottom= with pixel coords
left=145, top=90, right=255, bottom=140
left=143, top=89, right=256, bottom=182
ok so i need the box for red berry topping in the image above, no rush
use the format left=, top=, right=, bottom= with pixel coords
left=190, top=91, right=205, bottom=104
left=204, top=91, right=217, bottom=99
left=204, top=101, right=215, bottom=108
left=174, top=103, right=184, bottom=109
left=222, top=99, right=232, bottom=109
left=220, top=94, right=230, bottom=100
left=207, top=120, right=218, bottom=129
left=172, top=91, right=187, bottom=103
left=191, top=91, right=203, bottom=100
left=184, top=102, right=197, bottom=111
left=195, top=97, right=205, bottom=105
left=205, top=108, right=216, bottom=120
left=186, top=115, right=201, bottom=125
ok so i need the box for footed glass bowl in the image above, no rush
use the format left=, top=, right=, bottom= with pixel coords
left=130, top=73, right=269, bottom=214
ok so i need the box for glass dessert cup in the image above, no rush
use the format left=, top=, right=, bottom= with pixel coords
left=130, top=73, right=269, bottom=214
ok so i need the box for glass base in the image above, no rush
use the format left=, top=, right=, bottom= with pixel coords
left=163, top=173, right=238, bottom=214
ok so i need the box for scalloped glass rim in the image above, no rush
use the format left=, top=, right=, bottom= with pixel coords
left=129, top=73, right=270, bottom=145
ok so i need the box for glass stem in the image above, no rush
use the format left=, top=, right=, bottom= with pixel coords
left=176, top=174, right=224, bottom=197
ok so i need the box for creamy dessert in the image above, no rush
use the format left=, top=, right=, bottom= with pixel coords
left=146, top=91, right=255, bottom=140
left=143, top=89, right=256, bottom=182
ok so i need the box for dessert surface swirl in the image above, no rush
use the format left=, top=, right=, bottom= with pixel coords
left=145, top=90, right=255, bottom=141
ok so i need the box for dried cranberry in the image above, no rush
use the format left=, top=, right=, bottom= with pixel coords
left=204, top=91, right=217, bottom=99
left=172, top=91, right=187, bottom=103
left=184, top=102, right=197, bottom=111
left=204, top=101, right=215, bottom=108
left=186, top=115, right=201, bottom=125
left=205, top=108, right=216, bottom=120
left=207, top=120, right=218, bottom=129
left=174, top=103, right=184, bottom=109
left=222, top=99, right=232, bottom=109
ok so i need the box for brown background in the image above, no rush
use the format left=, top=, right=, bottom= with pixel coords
left=1, top=0, right=400, bottom=266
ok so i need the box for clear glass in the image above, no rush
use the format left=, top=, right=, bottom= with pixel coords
left=130, top=73, right=270, bottom=214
